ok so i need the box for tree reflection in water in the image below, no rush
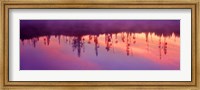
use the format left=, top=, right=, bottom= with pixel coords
left=21, top=32, right=179, bottom=60
left=20, top=20, right=180, bottom=70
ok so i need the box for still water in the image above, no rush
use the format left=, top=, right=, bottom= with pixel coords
left=20, top=20, right=180, bottom=70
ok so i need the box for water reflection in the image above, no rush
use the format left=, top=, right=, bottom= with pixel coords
left=21, top=32, right=179, bottom=60
left=20, top=20, right=180, bottom=70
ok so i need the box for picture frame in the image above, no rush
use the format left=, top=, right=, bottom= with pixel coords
left=0, top=0, right=199, bottom=90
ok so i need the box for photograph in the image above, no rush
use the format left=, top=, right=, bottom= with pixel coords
left=20, top=20, right=180, bottom=70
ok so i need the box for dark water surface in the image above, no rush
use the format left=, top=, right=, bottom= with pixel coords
left=20, top=20, right=180, bottom=70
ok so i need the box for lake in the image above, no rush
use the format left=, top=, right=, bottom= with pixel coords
left=20, top=20, right=180, bottom=70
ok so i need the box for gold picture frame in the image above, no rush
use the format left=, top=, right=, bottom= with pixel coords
left=0, top=0, right=199, bottom=90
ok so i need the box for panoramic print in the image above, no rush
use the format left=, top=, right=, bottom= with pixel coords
left=20, top=20, right=180, bottom=70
